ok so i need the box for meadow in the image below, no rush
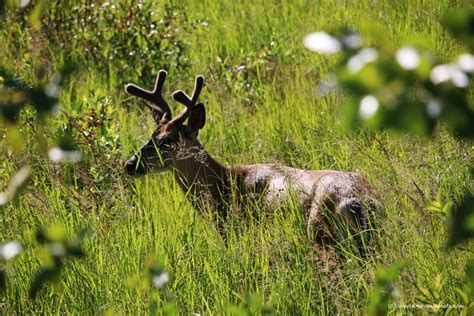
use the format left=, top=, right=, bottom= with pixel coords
left=0, top=0, right=472, bottom=314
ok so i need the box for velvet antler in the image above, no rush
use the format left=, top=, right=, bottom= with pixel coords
left=167, top=75, right=205, bottom=129
left=125, top=70, right=172, bottom=122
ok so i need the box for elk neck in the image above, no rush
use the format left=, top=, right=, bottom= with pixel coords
left=170, top=142, right=231, bottom=210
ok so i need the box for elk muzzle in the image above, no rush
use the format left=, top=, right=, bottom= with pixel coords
left=125, top=155, right=147, bottom=176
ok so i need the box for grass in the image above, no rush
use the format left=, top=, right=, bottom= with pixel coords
left=0, top=0, right=472, bottom=314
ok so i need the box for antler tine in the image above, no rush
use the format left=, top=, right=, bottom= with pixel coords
left=125, top=70, right=172, bottom=120
left=167, top=75, right=205, bottom=128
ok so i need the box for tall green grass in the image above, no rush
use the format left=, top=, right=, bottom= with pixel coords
left=1, top=0, right=472, bottom=314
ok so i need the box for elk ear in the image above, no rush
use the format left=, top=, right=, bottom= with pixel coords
left=187, top=103, right=206, bottom=131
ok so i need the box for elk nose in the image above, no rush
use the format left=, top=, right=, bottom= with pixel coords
left=125, top=156, right=145, bottom=176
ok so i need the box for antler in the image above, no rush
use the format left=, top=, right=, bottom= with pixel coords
left=125, top=70, right=172, bottom=121
left=167, top=75, right=205, bottom=129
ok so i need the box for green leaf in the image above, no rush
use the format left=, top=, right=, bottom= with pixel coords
left=163, top=302, right=178, bottom=316
left=424, top=193, right=451, bottom=215
left=29, top=0, right=48, bottom=30
left=466, top=259, right=474, bottom=298
left=0, top=89, right=27, bottom=122
left=448, top=192, right=474, bottom=248
left=0, top=269, right=5, bottom=292
left=441, top=93, right=474, bottom=139
left=29, top=87, right=58, bottom=114
left=443, top=8, right=474, bottom=52
left=455, top=287, right=469, bottom=305
left=29, top=265, right=61, bottom=299
left=368, top=261, right=407, bottom=316
left=0, top=0, right=5, bottom=17
left=36, top=223, right=67, bottom=244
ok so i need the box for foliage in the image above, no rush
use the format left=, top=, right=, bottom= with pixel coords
left=443, top=7, right=474, bottom=52
left=367, top=261, right=406, bottom=316
left=0, top=224, right=87, bottom=298
left=305, top=5, right=474, bottom=314
left=305, top=16, right=473, bottom=138
left=4, top=0, right=192, bottom=82
left=226, top=292, right=274, bottom=316
left=306, top=8, right=474, bottom=237
left=449, top=190, right=474, bottom=248
left=126, top=258, right=176, bottom=315
left=214, top=42, right=280, bottom=107
left=29, top=224, right=88, bottom=298
left=0, top=65, right=74, bottom=122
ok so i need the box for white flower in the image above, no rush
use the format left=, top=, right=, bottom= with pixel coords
left=20, top=0, right=30, bottom=8
left=450, top=70, right=469, bottom=88
left=359, top=95, right=379, bottom=120
left=347, top=48, right=379, bottom=73
left=0, top=193, right=8, bottom=206
left=48, top=147, right=83, bottom=163
left=430, top=64, right=469, bottom=88
left=152, top=272, right=169, bottom=288
left=396, top=47, right=420, bottom=70
left=304, top=32, right=341, bottom=54
left=50, top=243, right=66, bottom=256
left=1, top=241, right=22, bottom=260
left=0, top=167, right=31, bottom=206
left=342, top=33, right=361, bottom=49
left=426, top=99, right=442, bottom=119
left=45, top=83, right=60, bottom=98
left=457, top=54, right=474, bottom=73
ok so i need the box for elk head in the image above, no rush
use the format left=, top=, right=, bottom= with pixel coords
left=124, top=70, right=206, bottom=176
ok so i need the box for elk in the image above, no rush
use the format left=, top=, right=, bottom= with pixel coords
left=124, top=70, right=379, bottom=254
